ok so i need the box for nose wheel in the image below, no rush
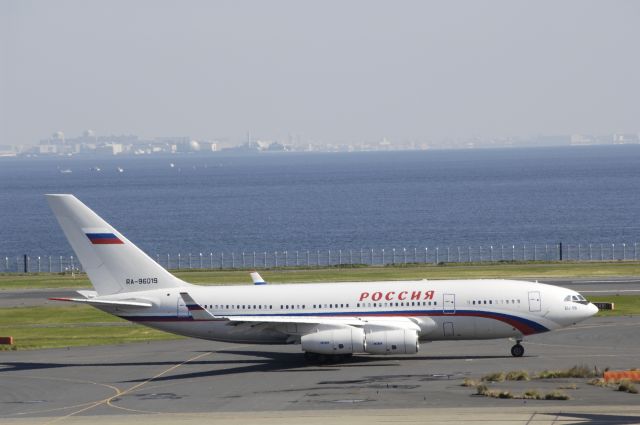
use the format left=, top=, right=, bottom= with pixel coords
left=510, top=341, right=524, bottom=357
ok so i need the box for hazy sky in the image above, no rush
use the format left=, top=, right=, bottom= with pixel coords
left=1, top=0, right=639, bottom=145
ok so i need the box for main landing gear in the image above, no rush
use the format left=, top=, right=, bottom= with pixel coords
left=510, top=341, right=525, bottom=357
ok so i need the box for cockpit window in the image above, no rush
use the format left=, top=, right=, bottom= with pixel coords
left=566, top=294, right=588, bottom=305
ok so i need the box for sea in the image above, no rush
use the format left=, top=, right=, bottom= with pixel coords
left=2, top=145, right=640, bottom=267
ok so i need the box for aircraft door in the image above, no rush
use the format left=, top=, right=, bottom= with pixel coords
left=177, top=297, right=189, bottom=317
left=528, top=291, right=541, bottom=312
left=443, top=293, right=455, bottom=314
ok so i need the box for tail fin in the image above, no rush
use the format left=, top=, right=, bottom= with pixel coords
left=47, top=194, right=188, bottom=295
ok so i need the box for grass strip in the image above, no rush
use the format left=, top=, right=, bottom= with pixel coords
left=0, top=305, right=179, bottom=350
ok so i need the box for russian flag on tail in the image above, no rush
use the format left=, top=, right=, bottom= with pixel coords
left=86, top=233, right=124, bottom=244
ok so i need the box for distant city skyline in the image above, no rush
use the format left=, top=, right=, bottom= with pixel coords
left=2, top=128, right=639, bottom=158
left=2, top=1, right=639, bottom=146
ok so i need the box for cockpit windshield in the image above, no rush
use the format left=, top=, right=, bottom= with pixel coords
left=564, top=294, right=589, bottom=305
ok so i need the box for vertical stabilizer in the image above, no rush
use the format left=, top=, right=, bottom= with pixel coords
left=46, top=194, right=188, bottom=295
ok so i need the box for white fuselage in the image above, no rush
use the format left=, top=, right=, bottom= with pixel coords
left=96, top=279, right=597, bottom=345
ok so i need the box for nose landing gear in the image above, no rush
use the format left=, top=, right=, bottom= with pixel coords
left=510, top=341, right=524, bottom=357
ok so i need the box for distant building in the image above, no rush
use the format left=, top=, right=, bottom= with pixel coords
left=613, top=133, right=640, bottom=144
left=571, top=134, right=595, bottom=146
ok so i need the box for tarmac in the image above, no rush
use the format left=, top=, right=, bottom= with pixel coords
left=1, top=278, right=639, bottom=424
left=1, top=314, right=639, bottom=424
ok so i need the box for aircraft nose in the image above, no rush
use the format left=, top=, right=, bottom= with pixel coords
left=588, top=302, right=599, bottom=317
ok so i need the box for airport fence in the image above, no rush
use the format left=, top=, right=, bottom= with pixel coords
left=3, top=242, right=640, bottom=273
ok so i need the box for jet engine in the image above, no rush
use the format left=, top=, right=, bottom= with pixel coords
left=364, top=328, right=419, bottom=354
left=301, top=326, right=366, bottom=355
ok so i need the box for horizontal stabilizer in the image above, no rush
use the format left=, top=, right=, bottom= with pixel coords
left=76, top=290, right=97, bottom=299
left=49, top=297, right=152, bottom=308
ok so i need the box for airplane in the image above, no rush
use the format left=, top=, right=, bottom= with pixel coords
left=47, top=194, right=599, bottom=362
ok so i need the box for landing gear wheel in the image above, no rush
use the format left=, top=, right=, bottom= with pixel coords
left=510, top=343, right=524, bottom=357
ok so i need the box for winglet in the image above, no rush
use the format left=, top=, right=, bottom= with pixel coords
left=179, top=292, right=218, bottom=320
left=250, top=271, right=267, bottom=285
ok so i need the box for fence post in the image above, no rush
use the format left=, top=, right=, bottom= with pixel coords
left=558, top=243, right=563, bottom=261
left=576, top=244, right=579, bottom=261
left=612, top=243, right=615, bottom=260
left=600, top=243, right=604, bottom=260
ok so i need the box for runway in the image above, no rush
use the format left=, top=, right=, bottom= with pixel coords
left=1, top=315, right=639, bottom=424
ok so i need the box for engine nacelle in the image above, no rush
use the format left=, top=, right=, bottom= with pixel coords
left=364, top=328, right=419, bottom=355
left=301, top=327, right=366, bottom=355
